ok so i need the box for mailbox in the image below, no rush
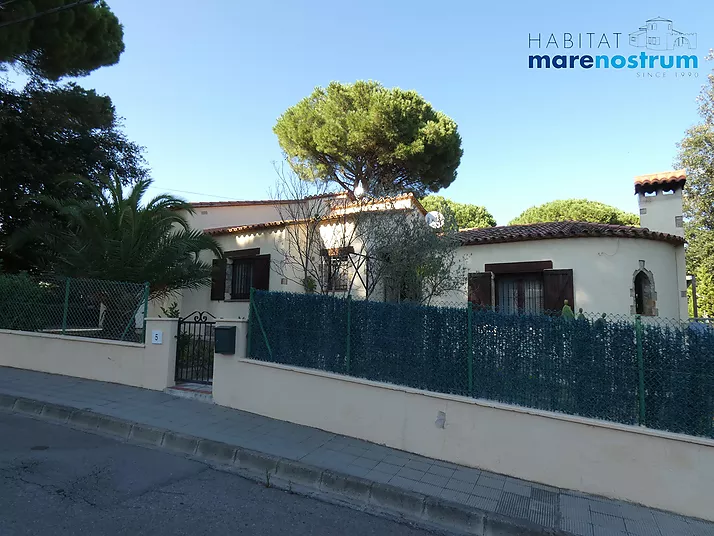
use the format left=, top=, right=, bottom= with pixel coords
left=214, top=325, right=236, bottom=355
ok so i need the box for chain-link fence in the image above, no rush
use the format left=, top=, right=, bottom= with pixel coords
left=248, top=290, right=714, bottom=439
left=0, top=273, right=149, bottom=342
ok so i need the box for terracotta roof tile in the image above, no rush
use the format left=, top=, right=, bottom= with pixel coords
left=457, top=221, right=684, bottom=246
left=634, top=169, right=686, bottom=194
left=204, top=220, right=287, bottom=235
left=203, top=194, right=425, bottom=235
left=330, top=193, right=427, bottom=215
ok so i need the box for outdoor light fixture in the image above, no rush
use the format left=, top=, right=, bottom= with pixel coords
left=354, top=181, right=365, bottom=199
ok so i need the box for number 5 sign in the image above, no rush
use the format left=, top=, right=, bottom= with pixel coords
left=151, top=330, right=163, bottom=344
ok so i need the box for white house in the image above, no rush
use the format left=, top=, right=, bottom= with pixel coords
left=175, top=193, right=426, bottom=319
left=438, top=170, right=688, bottom=319
left=173, top=169, right=689, bottom=321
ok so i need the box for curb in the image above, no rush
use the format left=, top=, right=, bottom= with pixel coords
left=1, top=394, right=562, bottom=536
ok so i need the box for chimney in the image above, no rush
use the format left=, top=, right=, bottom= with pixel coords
left=634, top=170, right=686, bottom=237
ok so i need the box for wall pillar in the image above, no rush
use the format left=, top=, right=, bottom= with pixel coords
left=143, top=317, right=179, bottom=390
left=212, top=318, right=248, bottom=406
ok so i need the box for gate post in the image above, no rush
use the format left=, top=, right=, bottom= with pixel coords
left=143, top=317, right=179, bottom=390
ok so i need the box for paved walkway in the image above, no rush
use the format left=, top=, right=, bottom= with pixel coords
left=1, top=367, right=712, bottom=536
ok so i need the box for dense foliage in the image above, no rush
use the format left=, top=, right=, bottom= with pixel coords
left=10, top=176, right=223, bottom=300
left=0, top=80, right=147, bottom=272
left=677, top=51, right=714, bottom=317
left=509, top=199, right=639, bottom=226
left=0, top=0, right=124, bottom=80
left=274, top=81, right=463, bottom=198
left=420, top=195, right=496, bottom=229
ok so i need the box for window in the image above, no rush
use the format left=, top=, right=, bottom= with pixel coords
left=210, top=251, right=271, bottom=301
left=322, top=255, right=349, bottom=292
left=675, top=215, right=683, bottom=228
left=497, top=275, right=544, bottom=314
left=231, top=259, right=253, bottom=299
left=469, top=262, right=574, bottom=315
left=634, top=271, right=655, bottom=315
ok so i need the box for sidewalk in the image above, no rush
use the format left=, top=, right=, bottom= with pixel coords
left=1, top=366, right=712, bottom=536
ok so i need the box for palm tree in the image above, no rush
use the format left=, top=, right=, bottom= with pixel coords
left=13, top=175, right=223, bottom=300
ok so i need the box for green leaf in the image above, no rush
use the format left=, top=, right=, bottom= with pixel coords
left=274, top=81, right=463, bottom=197
left=509, top=199, right=639, bottom=226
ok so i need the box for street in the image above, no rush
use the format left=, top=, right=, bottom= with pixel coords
left=0, top=412, right=435, bottom=536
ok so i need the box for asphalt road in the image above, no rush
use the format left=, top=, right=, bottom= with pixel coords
left=0, top=412, right=435, bottom=536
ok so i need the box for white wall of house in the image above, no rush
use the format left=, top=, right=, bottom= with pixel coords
left=180, top=219, right=374, bottom=319
left=180, top=228, right=295, bottom=319
left=435, top=237, right=687, bottom=320
left=180, top=195, right=355, bottom=233
left=178, top=204, right=284, bottom=231
left=638, top=189, right=685, bottom=238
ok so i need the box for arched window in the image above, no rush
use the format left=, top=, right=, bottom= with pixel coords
left=632, top=261, right=657, bottom=316
left=635, top=272, right=649, bottom=314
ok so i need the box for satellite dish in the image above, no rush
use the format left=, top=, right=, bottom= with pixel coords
left=425, top=211, right=445, bottom=229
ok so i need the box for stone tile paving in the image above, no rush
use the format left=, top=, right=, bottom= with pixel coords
left=1, top=366, right=713, bottom=536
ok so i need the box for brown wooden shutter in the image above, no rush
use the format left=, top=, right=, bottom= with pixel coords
left=468, top=272, right=494, bottom=310
left=252, top=254, right=271, bottom=291
left=543, top=269, right=574, bottom=313
left=210, top=258, right=227, bottom=301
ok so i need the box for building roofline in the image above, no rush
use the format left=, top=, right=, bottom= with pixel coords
left=457, top=221, right=685, bottom=247
left=188, top=192, right=347, bottom=209
left=204, top=203, right=421, bottom=236
left=634, top=169, right=686, bottom=194
left=201, top=193, right=426, bottom=235
left=186, top=191, right=427, bottom=213
left=334, top=192, right=427, bottom=215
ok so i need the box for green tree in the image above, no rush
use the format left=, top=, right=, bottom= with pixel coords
left=11, top=176, right=223, bottom=300
left=361, top=210, right=465, bottom=305
left=421, top=195, right=496, bottom=229
left=0, top=79, right=147, bottom=272
left=677, top=50, right=714, bottom=317
left=274, top=81, right=463, bottom=198
left=0, top=0, right=124, bottom=80
left=509, top=199, right=639, bottom=226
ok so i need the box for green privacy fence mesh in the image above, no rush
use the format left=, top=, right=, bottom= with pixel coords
left=248, top=290, right=714, bottom=439
left=0, top=273, right=149, bottom=342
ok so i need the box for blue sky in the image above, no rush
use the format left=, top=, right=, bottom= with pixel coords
left=50, top=0, right=714, bottom=224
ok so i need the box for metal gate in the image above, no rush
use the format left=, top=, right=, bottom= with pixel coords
left=175, top=311, right=216, bottom=384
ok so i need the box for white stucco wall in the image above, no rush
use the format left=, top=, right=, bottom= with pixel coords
left=436, top=237, right=687, bottom=320
left=638, top=189, right=685, bottom=238
left=180, top=228, right=295, bottom=319
left=213, top=326, right=714, bottom=522
left=0, top=318, right=178, bottom=391
left=180, top=221, right=371, bottom=319
left=179, top=204, right=284, bottom=231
